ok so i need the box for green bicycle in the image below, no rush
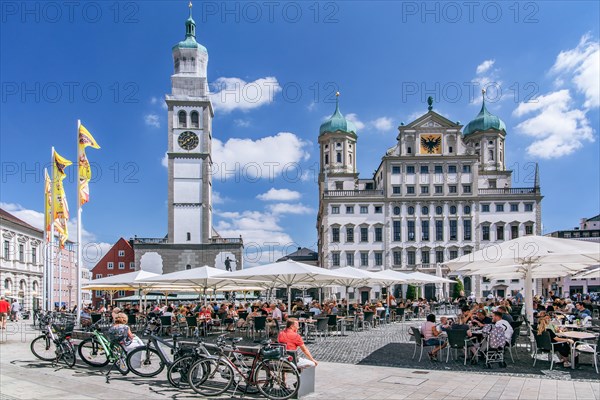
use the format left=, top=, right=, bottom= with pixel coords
left=77, top=322, right=129, bottom=381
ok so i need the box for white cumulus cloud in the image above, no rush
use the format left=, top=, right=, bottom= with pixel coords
left=372, top=117, right=394, bottom=132
left=144, top=114, right=160, bottom=128
left=471, top=59, right=502, bottom=103
left=476, top=59, right=496, bottom=74
left=212, top=132, right=310, bottom=181
left=551, top=34, right=600, bottom=109
left=210, top=76, right=281, bottom=113
left=346, top=113, right=366, bottom=130
left=512, top=89, right=594, bottom=159
left=257, top=188, right=301, bottom=201
left=267, top=203, right=313, bottom=215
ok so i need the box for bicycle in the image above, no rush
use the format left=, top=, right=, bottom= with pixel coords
left=30, top=317, right=76, bottom=368
left=187, top=336, right=300, bottom=400
left=126, top=318, right=196, bottom=377
left=77, top=322, right=130, bottom=380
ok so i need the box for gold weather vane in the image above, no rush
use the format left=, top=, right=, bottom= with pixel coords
left=336, top=91, right=340, bottom=97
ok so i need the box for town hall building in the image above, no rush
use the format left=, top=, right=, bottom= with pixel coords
left=317, top=94, right=543, bottom=301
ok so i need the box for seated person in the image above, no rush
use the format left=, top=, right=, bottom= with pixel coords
left=277, top=319, right=318, bottom=369
left=420, top=314, right=447, bottom=361
left=471, top=309, right=492, bottom=328
left=468, top=311, right=513, bottom=363
left=537, top=314, right=573, bottom=367
left=497, top=306, right=514, bottom=322
left=574, top=302, right=592, bottom=320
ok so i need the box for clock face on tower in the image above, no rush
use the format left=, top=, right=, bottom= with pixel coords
left=178, top=131, right=199, bottom=151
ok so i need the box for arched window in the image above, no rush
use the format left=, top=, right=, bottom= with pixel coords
left=19, top=280, right=26, bottom=291
left=408, top=206, right=415, bottom=215
left=489, top=149, right=494, bottom=161
left=450, top=206, right=457, bottom=214
left=186, top=264, right=192, bottom=270
left=349, top=154, right=352, bottom=164
left=393, top=206, right=401, bottom=215
left=336, top=152, right=342, bottom=163
left=422, top=206, right=429, bottom=215
left=191, top=111, right=199, bottom=128
left=178, top=111, right=187, bottom=128
left=464, top=205, right=471, bottom=214
left=32, top=281, right=39, bottom=293
left=4, top=278, right=11, bottom=290
left=435, top=206, right=443, bottom=215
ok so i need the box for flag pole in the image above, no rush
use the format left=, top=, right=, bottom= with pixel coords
left=76, top=119, right=82, bottom=325
left=42, top=168, right=47, bottom=312
left=49, top=147, right=55, bottom=311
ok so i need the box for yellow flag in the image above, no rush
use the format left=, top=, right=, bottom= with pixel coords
left=79, top=124, right=100, bottom=149
left=78, top=123, right=100, bottom=206
left=44, top=168, right=52, bottom=241
left=52, top=150, right=71, bottom=248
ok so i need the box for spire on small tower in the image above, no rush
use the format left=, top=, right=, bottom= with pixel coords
left=534, top=162, right=540, bottom=188
left=335, top=91, right=340, bottom=112
left=427, top=96, right=433, bottom=111
left=185, top=1, right=196, bottom=38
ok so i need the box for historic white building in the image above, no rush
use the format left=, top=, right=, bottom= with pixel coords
left=1, top=208, right=44, bottom=311
left=317, top=95, right=543, bottom=301
left=132, top=5, right=243, bottom=272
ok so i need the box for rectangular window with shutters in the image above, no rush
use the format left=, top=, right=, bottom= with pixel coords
left=421, top=186, right=429, bottom=194
left=407, top=221, right=415, bottom=241
left=449, top=185, right=457, bottom=193
left=420, top=165, right=429, bottom=174
left=3, top=240, right=9, bottom=259
left=482, top=204, right=490, bottom=212
left=496, top=226, right=504, bottom=240
left=332, top=227, right=340, bottom=242
left=19, top=244, right=24, bottom=262
left=525, top=203, right=533, bottom=212
left=130, top=262, right=135, bottom=269
left=118, top=262, right=125, bottom=269
left=464, top=220, right=472, bottom=240
left=496, top=204, right=504, bottom=212
left=407, top=251, right=416, bottom=266
left=31, top=247, right=37, bottom=264
left=406, top=166, right=415, bottom=174
left=346, top=206, right=354, bottom=214
left=346, top=227, right=354, bottom=242
left=392, top=186, right=401, bottom=194
left=392, top=166, right=401, bottom=174
left=435, top=185, right=443, bottom=194
left=360, top=227, right=368, bottom=242
left=449, top=220, right=457, bottom=240
left=118, top=290, right=126, bottom=297
left=525, top=225, right=533, bottom=235
left=435, top=250, right=444, bottom=263
left=448, top=165, right=457, bottom=173
left=482, top=225, right=490, bottom=241
left=374, top=252, right=383, bottom=266
left=434, top=165, right=443, bottom=174
left=462, top=165, right=471, bottom=173
left=332, top=206, right=340, bottom=214
left=449, top=250, right=458, bottom=260
left=421, top=250, right=430, bottom=265
left=360, top=206, right=368, bottom=214
left=422, top=220, right=429, bottom=241
left=332, top=252, right=340, bottom=267
left=393, top=251, right=402, bottom=266
left=360, top=252, right=369, bottom=267
left=407, top=186, right=415, bottom=194
left=375, top=227, right=383, bottom=242
left=393, top=221, right=401, bottom=241
left=107, top=262, right=114, bottom=269
left=346, top=253, right=354, bottom=267
left=510, top=203, right=519, bottom=212
left=435, top=220, right=443, bottom=241
left=118, top=250, right=125, bottom=257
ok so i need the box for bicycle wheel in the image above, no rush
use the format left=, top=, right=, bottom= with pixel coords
left=114, top=346, right=130, bottom=375
left=31, top=335, right=57, bottom=361
left=167, top=355, right=197, bottom=388
left=60, top=341, right=76, bottom=368
left=126, top=346, right=164, bottom=377
left=188, top=358, right=233, bottom=396
left=78, top=337, right=109, bottom=367
left=233, top=355, right=259, bottom=394
left=254, top=359, right=299, bottom=400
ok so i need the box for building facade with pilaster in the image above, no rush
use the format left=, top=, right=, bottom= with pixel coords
left=317, top=95, right=543, bottom=302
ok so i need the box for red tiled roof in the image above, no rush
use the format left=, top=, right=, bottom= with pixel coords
left=0, top=208, right=42, bottom=233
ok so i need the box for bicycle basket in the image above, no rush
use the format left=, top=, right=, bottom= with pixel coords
left=260, top=345, right=285, bottom=360
left=52, top=323, right=75, bottom=336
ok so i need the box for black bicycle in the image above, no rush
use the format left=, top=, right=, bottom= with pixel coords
left=30, top=317, right=76, bottom=368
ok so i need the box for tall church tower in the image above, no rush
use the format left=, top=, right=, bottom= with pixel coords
left=166, top=3, right=213, bottom=244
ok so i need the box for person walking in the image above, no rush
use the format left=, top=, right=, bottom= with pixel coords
left=0, top=297, right=10, bottom=329
left=10, top=299, right=20, bottom=322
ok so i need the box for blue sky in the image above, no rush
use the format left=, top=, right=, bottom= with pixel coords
left=1, top=1, right=598, bottom=267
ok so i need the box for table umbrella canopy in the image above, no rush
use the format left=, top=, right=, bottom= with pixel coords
left=143, top=265, right=266, bottom=290
left=444, top=236, right=600, bottom=323
left=373, top=269, right=413, bottom=283
left=571, top=266, right=600, bottom=280
left=445, top=236, right=599, bottom=270
left=329, top=267, right=397, bottom=287
left=225, top=260, right=350, bottom=313
left=405, top=271, right=455, bottom=284
left=82, top=270, right=160, bottom=291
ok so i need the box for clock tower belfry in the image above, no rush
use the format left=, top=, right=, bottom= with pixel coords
left=166, top=2, right=213, bottom=244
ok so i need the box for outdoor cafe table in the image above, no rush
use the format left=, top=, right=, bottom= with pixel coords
left=556, top=330, right=598, bottom=370
left=560, top=323, right=592, bottom=330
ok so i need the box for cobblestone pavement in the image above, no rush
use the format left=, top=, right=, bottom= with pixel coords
left=1, top=321, right=599, bottom=400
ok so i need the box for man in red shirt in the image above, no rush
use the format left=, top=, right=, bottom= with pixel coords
left=277, top=319, right=317, bottom=369
left=0, top=296, right=10, bottom=329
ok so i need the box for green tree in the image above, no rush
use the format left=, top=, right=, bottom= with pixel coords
left=452, top=278, right=464, bottom=300
left=405, top=284, right=417, bottom=300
